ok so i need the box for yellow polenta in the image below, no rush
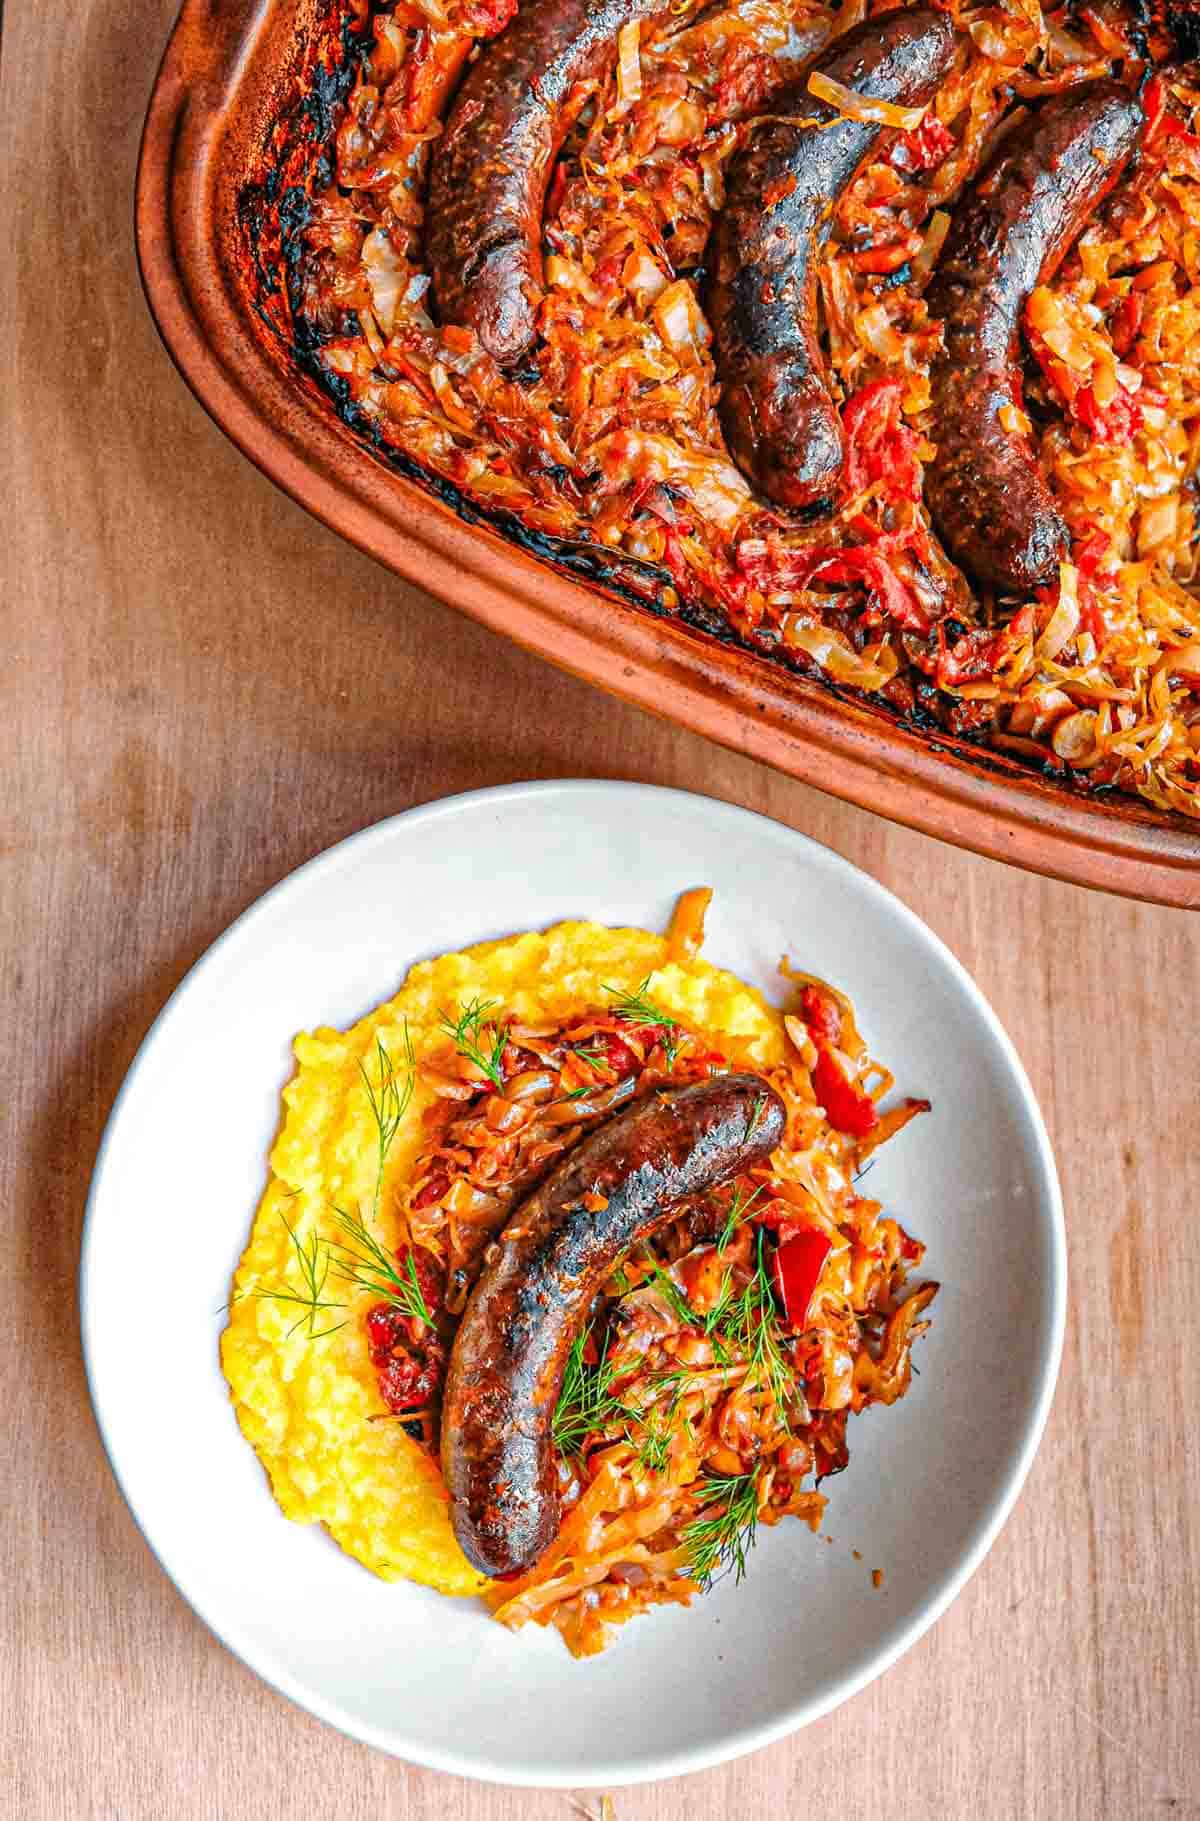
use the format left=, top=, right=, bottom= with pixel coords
left=221, top=918, right=785, bottom=1596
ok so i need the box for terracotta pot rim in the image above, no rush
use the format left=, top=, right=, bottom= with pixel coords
left=135, top=0, right=1200, bottom=908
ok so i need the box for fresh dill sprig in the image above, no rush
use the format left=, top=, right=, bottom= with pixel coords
left=439, top=996, right=508, bottom=1090
left=603, top=977, right=679, bottom=1030
left=683, top=1470, right=762, bottom=1590
left=552, top=1331, right=622, bottom=1457
left=603, top=977, right=680, bottom=1062
left=361, top=1025, right=416, bottom=1219
left=554, top=1327, right=703, bottom=1465
left=716, top=1230, right=794, bottom=1416
left=716, top=1182, right=766, bottom=1253
left=627, top=1414, right=672, bottom=1474
left=627, top=1409, right=673, bottom=1474
left=626, top=1372, right=688, bottom=1474
left=240, top=1214, right=347, bottom=1340
left=702, top=1267, right=739, bottom=1337
left=326, top=1204, right=432, bottom=1327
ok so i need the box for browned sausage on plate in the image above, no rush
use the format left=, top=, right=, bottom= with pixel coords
left=924, top=83, right=1144, bottom=593
left=708, top=11, right=957, bottom=511
left=426, top=0, right=671, bottom=368
left=440, top=1073, right=786, bottom=1577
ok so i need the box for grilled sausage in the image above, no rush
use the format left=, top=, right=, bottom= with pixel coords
left=924, top=83, right=1144, bottom=592
left=708, top=11, right=957, bottom=510
left=441, top=1073, right=786, bottom=1577
left=426, top=0, right=671, bottom=367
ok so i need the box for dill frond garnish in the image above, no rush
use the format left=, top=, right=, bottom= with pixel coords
left=240, top=1214, right=347, bottom=1340
left=552, top=1331, right=621, bottom=1458
left=626, top=1372, right=688, bottom=1474
left=603, top=977, right=680, bottom=1062
left=361, top=1025, right=417, bottom=1219
left=554, top=1332, right=700, bottom=1466
left=239, top=1029, right=421, bottom=1344
left=683, top=1470, right=762, bottom=1590
left=627, top=1409, right=672, bottom=1474
left=716, top=1182, right=766, bottom=1253
left=701, top=1268, right=738, bottom=1337
left=327, top=1205, right=432, bottom=1327
left=714, top=1230, right=794, bottom=1416
left=440, top=996, right=508, bottom=1090
left=627, top=1417, right=670, bottom=1475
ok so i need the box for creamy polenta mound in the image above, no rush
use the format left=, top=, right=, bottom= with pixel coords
left=221, top=914, right=785, bottom=1598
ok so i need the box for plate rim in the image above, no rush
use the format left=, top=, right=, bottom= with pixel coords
left=79, top=779, right=1067, bottom=1787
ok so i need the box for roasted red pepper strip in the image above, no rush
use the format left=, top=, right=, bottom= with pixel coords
left=412, top=1170, right=450, bottom=1210
left=798, top=986, right=879, bottom=1135
left=1143, top=75, right=1200, bottom=151
left=1143, top=74, right=1167, bottom=148
left=1074, top=529, right=1117, bottom=644
left=1072, top=384, right=1143, bottom=444
left=810, top=1045, right=880, bottom=1137
left=842, top=377, right=922, bottom=501
left=460, top=0, right=518, bottom=35
left=887, top=112, right=955, bottom=173
left=733, top=522, right=932, bottom=634
left=1110, top=290, right=1143, bottom=356
left=772, top=1229, right=833, bottom=1327
left=799, top=983, right=841, bottom=1044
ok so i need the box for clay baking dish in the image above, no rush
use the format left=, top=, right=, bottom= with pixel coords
left=136, top=0, right=1200, bottom=906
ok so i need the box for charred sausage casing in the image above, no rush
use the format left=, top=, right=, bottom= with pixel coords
left=924, top=82, right=1144, bottom=592
left=440, top=1073, right=786, bottom=1578
left=426, top=0, right=671, bottom=368
left=708, top=11, right=957, bottom=511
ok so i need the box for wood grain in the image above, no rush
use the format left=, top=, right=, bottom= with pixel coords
left=1, top=2, right=1197, bottom=1816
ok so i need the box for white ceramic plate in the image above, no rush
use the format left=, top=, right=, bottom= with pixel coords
left=81, top=781, right=1064, bottom=1787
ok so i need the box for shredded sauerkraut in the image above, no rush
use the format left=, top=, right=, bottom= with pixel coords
left=270, top=0, right=1200, bottom=819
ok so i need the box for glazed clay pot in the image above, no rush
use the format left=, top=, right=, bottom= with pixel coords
left=136, top=0, right=1200, bottom=906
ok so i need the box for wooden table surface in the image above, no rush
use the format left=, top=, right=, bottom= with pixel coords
left=3, top=2, right=1198, bottom=1816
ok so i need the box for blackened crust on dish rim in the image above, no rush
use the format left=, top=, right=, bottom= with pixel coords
left=228, top=0, right=1135, bottom=808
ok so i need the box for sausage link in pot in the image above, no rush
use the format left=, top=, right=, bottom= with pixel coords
left=923, top=82, right=1144, bottom=593
left=708, top=11, right=957, bottom=511
left=441, top=1073, right=786, bottom=1577
left=426, top=0, right=673, bottom=368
